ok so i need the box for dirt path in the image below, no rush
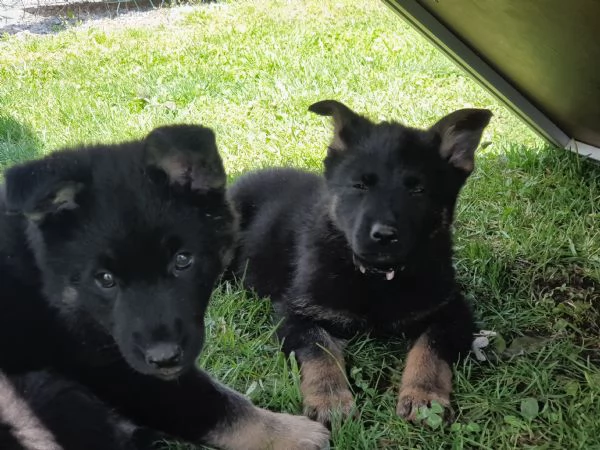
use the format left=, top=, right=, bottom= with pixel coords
left=0, top=0, right=202, bottom=35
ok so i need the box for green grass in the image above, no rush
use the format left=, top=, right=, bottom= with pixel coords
left=1, top=0, right=599, bottom=449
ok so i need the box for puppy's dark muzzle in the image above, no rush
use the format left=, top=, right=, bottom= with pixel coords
left=144, top=342, right=185, bottom=379
left=369, top=223, right=399, bottom=245
left=353, top=222, right=406, bottom=277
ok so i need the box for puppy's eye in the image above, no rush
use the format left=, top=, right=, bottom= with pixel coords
left=404, top=176, right=425, bottom=195
left=95, top=271, right=116, bottom=289
left=352, top=173, right=377, bottom=191
left=174, top=252, right=194, bottom=271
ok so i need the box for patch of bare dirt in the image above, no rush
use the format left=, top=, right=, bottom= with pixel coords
left=534, top=265, right=599, bottom=305
left=0, top=0, right=215, bottom=35
left=533, top=265, right=600, bottom=363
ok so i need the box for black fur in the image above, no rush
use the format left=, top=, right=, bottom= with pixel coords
left=0, top=371, right=165, bottom=450
left=228, top=100, right=492, bottom=421
left=0, top=125, right=329, bottom=449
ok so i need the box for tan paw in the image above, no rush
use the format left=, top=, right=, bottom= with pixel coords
left=298, top=339, right=354, bottom=425
left=397, top=333, right=454, bottom=425
left=207, top=407, right=330, bottom=450
left=396, top=386, right=451, bottom=423
left=260, top=410, right=331, bottom=450
left=303, top=386, right=355, bottom=424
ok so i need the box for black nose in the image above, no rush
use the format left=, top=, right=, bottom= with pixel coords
left=370, top=223, right=398, bottom=245
left=145, top=343, right=182, bottom=368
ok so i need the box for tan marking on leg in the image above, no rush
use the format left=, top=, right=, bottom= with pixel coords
left=396, top=334, right=452, bottom=423
left=205, top=394, right=329, bottom=450
left=299, top=333, right=354, bottom=424
left=0, top=373, right=63, bottom=450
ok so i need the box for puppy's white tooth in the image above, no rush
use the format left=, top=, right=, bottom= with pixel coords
left=386, top=270, right=395, bottom=281
left=359, top=265, right=366, bottom=274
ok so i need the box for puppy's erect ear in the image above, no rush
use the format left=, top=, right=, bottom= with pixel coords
left=4, top=153, right=88, bottom=222
left=144, top=124, right=226, bottom=193
left=430, top=108, right=492, bottom=173
left=309, top=100, right=372, bottom=152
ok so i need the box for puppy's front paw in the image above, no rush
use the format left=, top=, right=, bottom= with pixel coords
left=303, top=385, right=355, bottom=425
left=396, top=334, right=454, bottom=425
left=396, top=385, right=451, bottom=423
left=206, top=407, right=330, bottom=450
left=261, top=410, right=331, bottom=450
left=300, top=346, right=354, bottom=425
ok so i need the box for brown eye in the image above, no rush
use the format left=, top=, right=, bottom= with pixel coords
left=353, top=173, right=377, bottom=191
left=95, top=271, right=116, bottom=289
left=174, top=252, right=194, bottom=271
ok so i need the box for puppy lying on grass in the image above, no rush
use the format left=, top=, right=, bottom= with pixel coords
left=228, top=100, right=491, bottom=424
left=0, top=124, right=329, bottom=449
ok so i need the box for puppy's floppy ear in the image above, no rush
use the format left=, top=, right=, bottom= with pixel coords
left=4, top=153, right=88, bottom=222
left=309, top=100, right=372, bottom=152
left=430, top=108, right=492, bottom=173
left=144, top=124, right=226, bottom=193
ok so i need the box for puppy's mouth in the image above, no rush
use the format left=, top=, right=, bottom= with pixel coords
left=352, top=253, right=405, bottom=281
left=154, top=366, right=185, bottom=381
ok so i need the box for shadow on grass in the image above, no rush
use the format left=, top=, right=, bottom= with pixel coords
left=455, top=144, right=599, bottom=348
left=0, top=115, right=41, bottom=173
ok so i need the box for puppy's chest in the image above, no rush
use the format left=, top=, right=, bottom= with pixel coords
left=302, top=272, right=446, bottom=336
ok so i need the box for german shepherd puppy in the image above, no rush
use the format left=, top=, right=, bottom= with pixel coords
left=228, top=100, right=492, bottom=424
left=0, top=125, right=329, bottom=449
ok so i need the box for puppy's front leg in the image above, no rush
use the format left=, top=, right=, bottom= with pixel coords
left=280, top=316, right=354, bottom=424
left=396, top=298, right=474, bottom=423
left=205, top=381, right=330, bottom=450
left=395, top=332, right=453, bottom=421
left=107, top=368, right=329, bottom=450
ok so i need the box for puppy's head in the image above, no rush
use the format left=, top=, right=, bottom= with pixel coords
left=310, top=100, right=491, bottom=278
left=5, top=125, right=236, bottom=379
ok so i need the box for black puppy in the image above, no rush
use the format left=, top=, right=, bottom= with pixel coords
left=0, top=125, right=329, bottom=449
left=228, top=100, right=492, bottom=424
